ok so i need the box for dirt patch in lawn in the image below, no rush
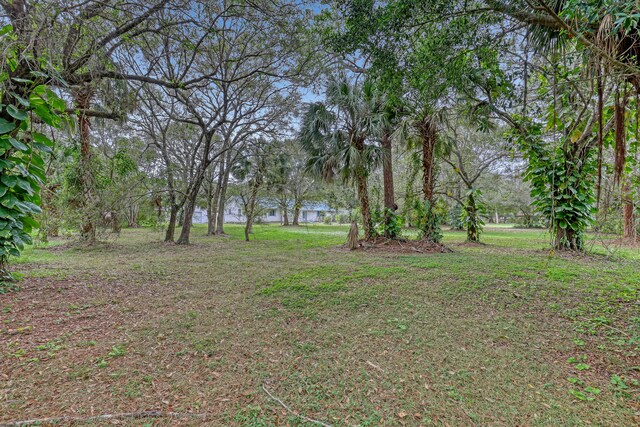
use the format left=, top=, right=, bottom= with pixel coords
left=344, top=237, right=452, bottom=254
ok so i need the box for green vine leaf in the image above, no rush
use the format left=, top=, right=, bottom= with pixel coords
left=0, top=118, right=16, bottom=134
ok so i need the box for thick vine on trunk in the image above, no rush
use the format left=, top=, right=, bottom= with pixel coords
left=465, top=191, right=480, bottom=242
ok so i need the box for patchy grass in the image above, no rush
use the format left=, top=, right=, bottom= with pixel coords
left=1, top=224, right=639, bottom=426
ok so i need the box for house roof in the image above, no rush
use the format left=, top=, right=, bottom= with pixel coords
left=300, top=202, right=330, bottom=211
left=227, top=197, right=331, bottom=212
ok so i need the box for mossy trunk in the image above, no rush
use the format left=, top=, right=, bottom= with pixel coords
left=466, top=192, right=480, bottom=242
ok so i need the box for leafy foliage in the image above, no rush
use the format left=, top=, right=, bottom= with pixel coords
left=511, top=119, right=596, bottom=251
left=460, top=189, right=486, bottom=242
left=371, top=207, right=403, bottom=238
left=413, top=199, right=442, bottom=243
left=0, top=25, right=64, bottom=281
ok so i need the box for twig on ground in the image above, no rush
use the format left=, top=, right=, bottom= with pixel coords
left=262, top=384, right=333, bottom=427
left=366, top=360, right=384, bottom=372
left=0, top=411, right=211, bottom=427
left=576, top=317, right=630, bottom=337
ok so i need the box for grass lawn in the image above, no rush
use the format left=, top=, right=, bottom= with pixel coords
left=1, top=225, right=639, bottom=426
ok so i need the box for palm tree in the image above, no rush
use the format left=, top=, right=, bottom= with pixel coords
left=299, top=76, right=382, bottom=240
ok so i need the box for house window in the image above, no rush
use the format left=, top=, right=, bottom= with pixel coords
left=302, top=211, right=308, bottom=221
left=238, top=208, right=242, bottom=215
left=268, top=209, right=276, bottom=217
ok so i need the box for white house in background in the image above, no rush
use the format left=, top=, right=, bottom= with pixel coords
left=192, top=197, right=332, bottom=225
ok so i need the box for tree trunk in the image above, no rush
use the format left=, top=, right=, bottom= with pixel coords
left=176, top=166, right=210, bottom=245
left=282, top=205, right=289, bottom=226
left=466, top=192, right=479, bottom=242
left=177, top=208, right=184, bottom=228
left=75, top=86, right=96, bottom=245
left=244, top=186, right=261, bottom=242
left=215, top=154, right=232, bottom=235
left=417, top=115, right=440, bottom=242
left=176, top=196, right=196, bottom=245
left=347, top=221, right=359, bottom=249
left=165, top=203, right=178, bottom=242
left=208, top=163, right=223, bottom=236
left=556, top=227, right=579, bottom=251
left=381, top=131, right=396, bottom=238
left=622, top=180, right=635, bottom=240
left=420, top=118, right=436, bottom=204
left=355, top=173, right=373, bottom=240
left=245, top=199, right=255, bottom=242
left=292, top=203, right=301, bottom=226
left=127, top=204, right=139, bottom=228
left=353, top=135, right=373, bottom=239
left=207, top=189, right=215, bottom=236
left=111, top=211, right=121, bottom=233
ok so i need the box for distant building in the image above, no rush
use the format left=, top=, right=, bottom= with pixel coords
left=192, top=198, right=332, bottom=225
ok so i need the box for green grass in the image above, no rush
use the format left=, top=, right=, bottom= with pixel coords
left=1, top=224, right=639, bottom=426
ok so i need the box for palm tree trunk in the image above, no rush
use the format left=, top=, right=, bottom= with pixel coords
left=356, top=173, right=373, bottom=240
left=417, top=114, right=440, bottom=243
left=420, top=117, right=437, bottom=204
left=381, top=131, right=396, bottom=238
left=466, top=191, right=479, bottom=242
